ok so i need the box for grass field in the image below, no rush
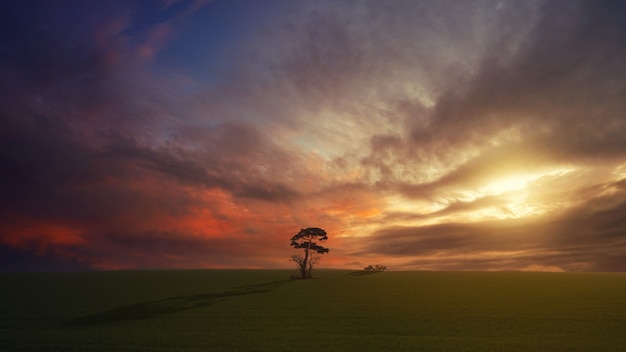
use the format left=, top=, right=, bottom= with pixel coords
left=1, top=269, right=625, bottom=351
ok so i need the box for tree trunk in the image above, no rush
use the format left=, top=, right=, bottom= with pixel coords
left=301, top=244, right=310, bottom=278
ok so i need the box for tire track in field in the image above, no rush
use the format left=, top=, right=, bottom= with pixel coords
left=67, top=279, right=291, bottom=326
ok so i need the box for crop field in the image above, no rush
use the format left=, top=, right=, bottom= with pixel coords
left=1, top=270, right=625, bottom=351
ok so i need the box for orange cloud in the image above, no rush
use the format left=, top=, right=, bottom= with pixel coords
left=0, top=215, right=85, bottom=255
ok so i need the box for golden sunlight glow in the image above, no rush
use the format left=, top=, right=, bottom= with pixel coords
left=614, top=163, right=626, bottom=179
left=480, top=176, right=529, bottom=195
left=480, top=167, right=576, bottom=197
left=380, top=167, right=578, bottom=227
left=471, top=167, right=576, bottom=219
left=387, top=195, right=447, bottom=214
left=446, top=167, right=578, bottom=221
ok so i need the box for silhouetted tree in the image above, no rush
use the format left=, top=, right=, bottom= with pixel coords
left=290, top=227, right=329, bottom=279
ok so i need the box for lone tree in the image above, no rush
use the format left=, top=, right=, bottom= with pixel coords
left=290, top=227, right=329, bottom=279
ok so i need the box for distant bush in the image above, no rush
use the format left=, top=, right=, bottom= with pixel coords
left=364, top=264, right=387, bottom=272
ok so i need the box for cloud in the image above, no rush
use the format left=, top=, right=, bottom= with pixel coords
left=352, top=177, right=626, bottom=271
left=417, top=0, right=626, bottom=160
left=339, top=0, right=626, bottom=199
left=0, top=1, right=302, bottom=269
left=1, top=0, right=625, bottom=271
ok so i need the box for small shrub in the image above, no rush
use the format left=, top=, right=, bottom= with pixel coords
left=364, top=264, right=387, bottom=272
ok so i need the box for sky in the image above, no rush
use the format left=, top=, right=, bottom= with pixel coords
left=1, top=0, right=626, bottom=272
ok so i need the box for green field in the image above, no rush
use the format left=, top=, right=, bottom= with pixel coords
left=1, top=270, right=625, bottom=351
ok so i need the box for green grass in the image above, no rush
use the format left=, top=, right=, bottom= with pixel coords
left=1, top=270, right=625, bottom=351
